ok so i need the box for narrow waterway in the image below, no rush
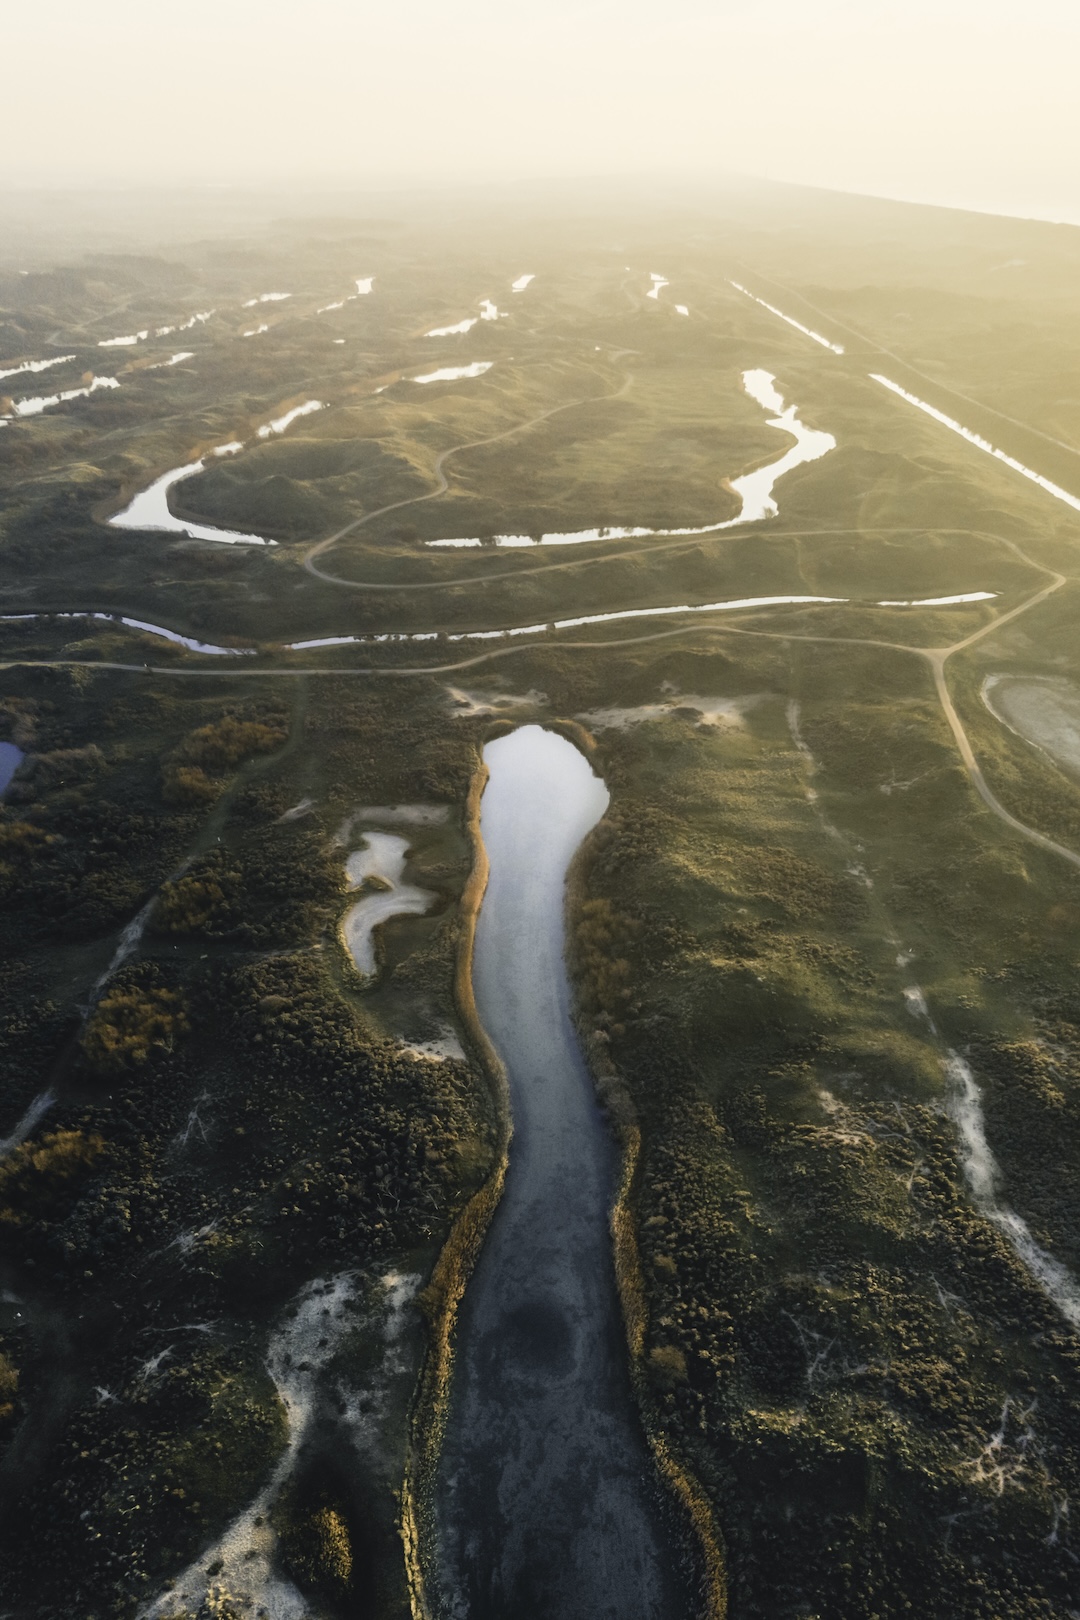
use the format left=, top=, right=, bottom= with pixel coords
left=0, top=741, right=23, bottom=796
left=435, top=725, right=686, bottom=1620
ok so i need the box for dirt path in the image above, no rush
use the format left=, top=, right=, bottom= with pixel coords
left=301, top=360, right=635, bottom=587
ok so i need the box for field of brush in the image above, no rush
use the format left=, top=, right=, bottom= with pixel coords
left=4, top=186, right=1080, bottom=1618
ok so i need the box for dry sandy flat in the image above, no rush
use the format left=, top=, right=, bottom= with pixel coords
left=983, top=675, right=1080, bottom=778
left=578, top=691, right=765, bottom=731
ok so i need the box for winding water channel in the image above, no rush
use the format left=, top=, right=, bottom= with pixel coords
left=435, top=726, right=686, bottom=1620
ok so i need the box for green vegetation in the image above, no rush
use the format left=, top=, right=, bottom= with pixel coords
left=5, top=185, right=1080, bottom=1618
left=561, top=625, right=1080, bottom=1618
left=82, top=982, right=189, bottom=1074
left=276, top=1484, right=356, bottom=1602
left=0, top=1129, right=107, bottom=1225
left=0, top=1352, right=17, bottom=1424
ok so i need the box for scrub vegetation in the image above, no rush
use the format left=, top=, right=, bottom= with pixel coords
left=4, top=184, right=1080, bottom=1616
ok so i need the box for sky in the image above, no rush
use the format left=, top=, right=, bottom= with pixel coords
left=6, top=0, right=1080, bottom=223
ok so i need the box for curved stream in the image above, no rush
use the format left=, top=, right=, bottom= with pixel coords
left=435, top=726, right=686, bottom=1620
left=427, top=368, right=835, bottom=548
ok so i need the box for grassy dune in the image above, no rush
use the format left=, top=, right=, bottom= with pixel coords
left=4, top=185, right=1080, bottom=1617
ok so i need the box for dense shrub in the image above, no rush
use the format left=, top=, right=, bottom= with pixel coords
left=279, top=1501, right=354, bottom=1599
left=82, top=985, right=188, bottom=1073
left=0, top=1351, right=17, bottom=1422
left=0, top=1129, right=106, bottom=1224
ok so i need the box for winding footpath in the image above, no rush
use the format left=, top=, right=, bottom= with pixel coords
left=7, top=288, right=1080, bottom=1617
left=303, top=360, right=637, bottom=587
left=5, top=524, right=1075, bottom=873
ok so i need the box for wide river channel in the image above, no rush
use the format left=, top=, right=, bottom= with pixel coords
left=434, top=725, right=686, bottom=1619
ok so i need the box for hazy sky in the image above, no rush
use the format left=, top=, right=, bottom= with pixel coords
left=7, top=0, right=1080, bottom=222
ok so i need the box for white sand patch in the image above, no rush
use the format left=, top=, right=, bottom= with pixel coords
left=946, top=1053, right=1080, bottom=1329
left=317, top=300, right=345, bottom=313
left=92, top=889, right=172, bottom=1000
left=140, top=1271, right=419, bottom=1620
left=646, top=274, right=668, bottom=301
left=341, top=832, right=436, bottom=977
left=899, top=978, right=1080, bottom=1329
left=277, top=797, right=316, bottom=823
left=340, top=804, right=451, bottom=834
left=787, top=699, right=873, bottom=885
left=242, top=293, right=291, bottom=307
left=242, top=324, right=269, bottom=337
left=511, top=274, right=534, bottom=292
left=446, top=685, right=548, bottom=718
left=345, top=829, right=411, bottom=889
left=354, top=278, right=375, bottom=294
left=98, top=331, right=148, bottom=348
left=0, top=1091, right=55, bottom=1161
left=399, top=1027, right=466, bottom=1062
left=904, top=985, right=933, bottom=1023
left=578, top=693, right=763, bottom=731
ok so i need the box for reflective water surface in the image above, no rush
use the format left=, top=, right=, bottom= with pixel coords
left=435, top=725, right=687, bottom=1620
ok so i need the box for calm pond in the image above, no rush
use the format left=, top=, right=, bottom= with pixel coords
left=435, top=724, right=686, bottom=1619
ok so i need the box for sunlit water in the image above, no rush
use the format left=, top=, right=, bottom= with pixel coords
left=0, top=610, right=251, bottom=656
left=729, top=280, right=845, bottom=353
left=0, top=354, right=75, bottom=382
left=426, top=318, right=478, bottom=337
left=435, top=725, right=686, bottom=1620
left=873, top=375, right=1080, bottom=513
left=426, top=367, right=834, bottom=548
left=982, top=674, right=1080, bottom=777
left=109, top=403, right=323, bottom=546
left=413, top=362, right=493, bottom=384
left=7, top=376, right=119, bottom=418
